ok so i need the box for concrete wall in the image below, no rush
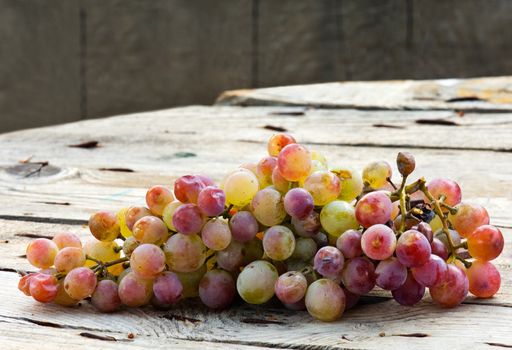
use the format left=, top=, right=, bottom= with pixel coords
left=1, top=0, right=512, bottom=133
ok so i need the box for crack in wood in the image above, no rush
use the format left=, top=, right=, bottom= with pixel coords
left=240, top=318, right=285, bottom=325
left=79, top=332, right=118, bottom=342
left=0, top=215, right=88, bottom=226
left=160, top=314, right=202, bottom=324
left=486, top=342, right=512, bottom=348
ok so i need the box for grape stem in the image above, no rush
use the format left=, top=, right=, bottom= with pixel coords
left=117, top=233, right=126, bottom=241
left=398, top=175, right=409, bottom=233
left=90, top=256, right=130, bottom=273
left=221, top=204, right=234, bottom=219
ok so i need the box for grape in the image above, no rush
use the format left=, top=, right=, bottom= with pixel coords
left=331, top=166, right=364, bottom=202
left=174, top=175, right=207, bottom=204
left=336, top=229, right=363, bottom=258
left=393, top=215, right=419, bottom=231
left=52, top=232, right=82, bottom=249
left=131, top=244, right=166, bottom=278
left=199, top=269, right=236, bottom=309
left=91, top=280, right=121, bottom=313
left=125, top=206, right=152, bottom=231
left=201, top=218, right=232, bottom=251
left=172, top=203, right=205, bottom=235
left=275, top=271, right=307, bottom=304
left=251, top=187, right=287, bottom=226
left=429, top=214, right=443, bottom=232
left=117, top=208, right=132, bottom=238
left=314, top=246, right=344, bottom=279
left=448, top=203, right=489, bottom=238
left=256, top=156, right=278, bottom=187
left=467, top=225, right=504, bottom=261
left=268, top=133, right=296, bottom=157
left=146, top=185, right=175, bottom=216
left=64, top=267, right=97, bottom=300
left=175, top=265, right=206, bottom=298
left=375, top=257, right=407, bottom=290
left=54, top=281, right=79, bottom=307
left=83, top=238, right=122, bottom=275
left=26, top=238, right=59, bottom=269
left=411, top=254, right=448, bottom=287
left=237, top=260, right=278, bottom=304
left=271, top=167, right=290, bottom=193
left=320, top=200, right=359, bottom=238
left=355, top=191, right=393, bottom=228
left=29, top=273, right=58, bottom=303
left=396, top=151, right=416, bottom=176
left=391, top=272, right=425, bottom=306
left=216, top=241, right=244, bottom=271
left=390, top=201, right=400, bottom=220
left=466, top=260, right=501, bottom=298
left=362, top=161, right=392, bottom=189
left=229, top=211, right=259, bottom=242
left=277, top=144, right=312, bottom=182
left=430, top=264, right=469, bottom=308
left=341, top=257, right=376, bottom=295
left=262, top=225, right=296, bottom=261
left=223, top=168, right=259, bottom=207
left=88, top=211, right=120, bottom=242
left=292, top=211, right=321, bottom=238
left=291, top=237, right=317, bottom=261
left=343, top=287, right=360, bottom=310
left=153, top=271, right=183, bottom=305
left=431, top=237, right=449, bottom=260
left=197, top=186, right=226, bottom=217
left=303, top=171, right=341, bottom=206
left=162, top=201, right=182, bottom=231
left=435, top=229, right=461, bottom=249
left=312, top=231, right=329, bottom=248
left=132, top=216, right=168, bottom=244
left=415, top=222, right=433, bottom=242
left=242, top=239, right=265, bottom=265
left=197, top=175, right=215, bottom=187
left=122, top=236, right=139, bottom=256
left=396, top=230, right=431, bottom=267
left=361, top=224, right=396, bottom=260
left=283, top=188, right=314, bottom=220
left=54, top=247, right=86, bottom=273
left=18, top=273, right=35, bottom=296
left=283, top=298, right=306, bottom=311
left=163, top=233, right=206, bottom=273
left=118, top=272, right=153, bottom=307
left=427, top=178, right=462, bottom=208
left=305, top=279, right=346, bottom=322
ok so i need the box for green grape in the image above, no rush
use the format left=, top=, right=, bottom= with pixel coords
left=117, top=207, right=132, bottom=238
left=331, top=166, right=364, bottom=202
left=320, top=200, right=359, bottom=237
left=224, top=168, right=259, bottom=207
left=291, top=237, right=317, bottom=261
left=250, top=187, right=287, bottom=226
left=362, top=161, right=392, bottom=189
left=163, top=233, right=206, bottom=273
left=175, top=265, right=206, bottom=298
left=162, top=201, right=182, bottom=232
left=305, top=279, right=346, bottom=322
left=237, top=260, right=278, bottom=304
left=263, top=226, right=296, bottom=261
left=83, top=238, right=123, bottom=276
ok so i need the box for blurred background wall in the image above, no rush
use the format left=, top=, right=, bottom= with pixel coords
left=1, top=0, right=512, bottom=133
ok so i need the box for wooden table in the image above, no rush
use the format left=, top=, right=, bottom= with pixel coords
left=1, top=77, right=511, bottom=349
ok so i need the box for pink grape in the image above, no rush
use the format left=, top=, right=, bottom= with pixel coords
left=361, top=224, right=396, bottom=260
left=52, top=232, right=82, bottom=249
left=174, top=175, right=208, bottom=204
left=256, top=156, right=278, bottom=186
left=146, top=185, right=175, bottom=216
left=268, top=133, right=296, bottom=157
left=216, top=241, right=244, bottom=271
left=132, top=216, right=168, bottom=244
left=467, top=225, right=504, bottom=261
left=292, top=211, right=321, bottom=238
left=91, top=280, right=121, bottom=313
left=172, top=203, right=205, bottom=235
left=54, top=281, right=79, bottom=307
left=88, top=211, right=120, bottom=242
left=375, top=257, right=407, bottom=290
left=283, top=188, right=314, bottom=220
left=430, top=264, right=469, bottom=308
left=262, top=225, right=296, bottom=261
left=391, top=272, right=425, bottom=306
left=153, top=271, right=183, bottom=305
left=125, top=206, right=152, bottom=230
left=29, top=273, right=58, bottom=303
left=355, top=191, right=393, bottom=228
left=130, top=244, right=166, bottom=278
left=466, top=260, right=501, bottom=298
left=64, top=267, right=97, bottom=300
left=199, top=269, right=236, bottom=309
left=303, top=170, right=341, bottom=206
left=18, top=273, right=35, bottom=296
left=341, top=257, right=376, bottom=295
left=201, top=218, right=232, bottom=251
left=314, top=246, right=345, bottom=279
left=271, top=167, right=290, bottom=193
left=414, top=222, right=434, bottom=242
left=305, top=279, right=346, bottom=322
left=26, top=238, right=59, bottom=269
left=427, top=178, right=462, bottom=208
left=277, top=143, right=312, bottom=182
left=197, top=186, right=226, bottom=217
left=396, top=229, right=431, bottom=267
left=411, top=254, right=448, bottom=287
left=431, top=237, right=449, bottom=260
left=336, top=229, right=363, bottom=258
left=163, top=233, right=206, bottom=273
left=118, top=271, right=153, bottom=307
left=448, top=203, right=489, bottom=237
left=229, top=211, right=259, bottom=242
left=54, top=247, right=86, bottom=273
left=275, top=271, right=308, bottom=304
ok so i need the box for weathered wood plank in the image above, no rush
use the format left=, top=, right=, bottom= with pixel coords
left=216, top=77, right=512, bottom=111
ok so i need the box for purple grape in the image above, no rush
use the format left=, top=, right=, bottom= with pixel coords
left=283, top=188, right=314, bottom=220
left=375, top=257, right=407, bottom=291
left=396, top=230, right=431, bottom=267
left=411, top=254, right=448, bottom=287
left=229, top=211, right=259, bottom=242
left=314, top=246, right=345, bottom=279
left=91, top=280, right=121, bottom=313
left=391, top=272, right=425, bottom=306
left=336, top=229, right=363, bottom=259
left=199, top=269, right=236, bottom=309
left=431, top=237, right=449, bottom=260
left=341, top=257, right=376, bottom=295
left=197, top=186, right=226, bottom=216
left=292, top=211, right=321, bottom=238
left=172, top=203, right=205, bottom=235
left=153, top=271, right=183, bottom=305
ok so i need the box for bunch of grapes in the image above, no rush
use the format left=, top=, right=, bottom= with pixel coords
left=18, top=133, right=504, bottom=322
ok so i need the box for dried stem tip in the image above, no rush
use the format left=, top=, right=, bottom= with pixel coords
left=396, top=152, right=415, bottom=177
